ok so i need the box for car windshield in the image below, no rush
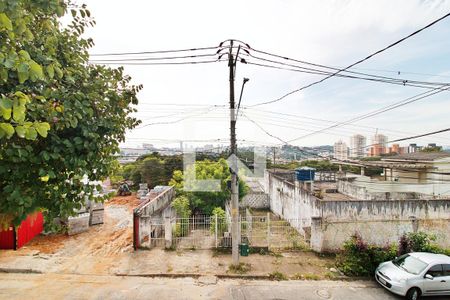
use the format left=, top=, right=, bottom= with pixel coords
left=393, top=254, right=428, bottom=275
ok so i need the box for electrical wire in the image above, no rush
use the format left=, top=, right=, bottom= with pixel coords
left=287, top=85, right=450, bottom=143
left=89, top=59, right=227, bottom=66
left=89, top=45, right=220, bottom=57
left=246, top=11, right=450, bottom=107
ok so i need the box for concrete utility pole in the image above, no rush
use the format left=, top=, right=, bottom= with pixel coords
left=228, top=41, right=240, bottom=265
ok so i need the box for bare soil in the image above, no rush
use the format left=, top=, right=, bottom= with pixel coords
left=0, top=194, right=337, bottom=279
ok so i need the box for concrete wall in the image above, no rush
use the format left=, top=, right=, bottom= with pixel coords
left=265, top=171, right=450, bottom=252
left=338, top=178, right=450, bottom=199
left=134, top=187, right=176, bottom=248
left=266, top=172, right=320, bottom=236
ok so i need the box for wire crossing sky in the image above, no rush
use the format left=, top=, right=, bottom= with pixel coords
left=81, top=0, right=450, bottom=148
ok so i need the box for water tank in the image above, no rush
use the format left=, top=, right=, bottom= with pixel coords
left=295, top=167, right=315, bottom=181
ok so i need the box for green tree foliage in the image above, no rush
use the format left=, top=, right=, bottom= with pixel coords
left=172, top=195, right=191, bottom=237
left=210, top=206, right=226, bottom=235
left=119, top=153, right=183, bottom=189
left=0, top=1, right=140, bottom=225
left=169, top=158, right=248, bottom=215
left=421, top=146, right=443, bottom=152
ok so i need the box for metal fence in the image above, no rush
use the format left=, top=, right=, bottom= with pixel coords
left=137, top=211, right=308, bottom=250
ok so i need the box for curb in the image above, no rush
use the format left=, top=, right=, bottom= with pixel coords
left=115, top=272, right=372, bottom=282
left=0, top=268, right=42, bottom=274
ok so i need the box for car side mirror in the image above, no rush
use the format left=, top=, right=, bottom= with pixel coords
left=425, top=274, right=434, bottom=280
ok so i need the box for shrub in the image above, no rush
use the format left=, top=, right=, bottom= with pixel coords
left=228, top=263, right=252, bottom=274
left=336, top=233, right=397, bottom=276
left=268, top=271, right=288, bottom=281
left=399, top=231, right=450, bottom=256
left=210, top=207, right=227, bottom=235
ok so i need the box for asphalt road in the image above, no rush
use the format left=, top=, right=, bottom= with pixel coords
left=0, top=273, right=448, bottom=300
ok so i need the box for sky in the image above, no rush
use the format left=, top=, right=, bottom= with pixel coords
left=78, top=0, right=450, bottom=149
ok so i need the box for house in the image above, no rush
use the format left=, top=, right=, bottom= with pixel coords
left=381, top=152, right=450, bottom=183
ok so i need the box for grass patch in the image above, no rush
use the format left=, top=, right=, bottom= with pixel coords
left=291, top=273, right=321, bottom=280
left=324, top=272, right=336, bottom=279
left=269, top=251, right=283, bottom=258
left=228, top=263, right=252, bottom=274
left=268, top=271, right=288, bottom=281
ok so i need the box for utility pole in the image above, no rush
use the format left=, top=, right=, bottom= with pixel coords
left=272, top=147, right=276, bottom=165
left=228, top=40, right=240, bottom=265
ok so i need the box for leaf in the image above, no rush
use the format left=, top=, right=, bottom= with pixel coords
left=12, top=99, right=26, bottom=122
left=71, top=9, right=77, bottom=17
left=29, top=61, right=44, bottom=81
left=46, top=64, right=54, bottom=79
left=0, top=13, right=12, bottom=31
left=40, top=175, right=49, bottom=182
left=18, top=50, right=30, bottom=60
left=0, top=68, right=7, bottom=81
left=54, top=65, right=63, bottom=78
left=15, top=125, right=25, bottom=138
left=0, top=123, right=14, bottom=138
left=0, top=97, right=12, bottom=120
left=34, top=122, right=50, bottom=138
left=17, top=71, right=29, bottom=83
left=24, top=127, right=37, bottom=140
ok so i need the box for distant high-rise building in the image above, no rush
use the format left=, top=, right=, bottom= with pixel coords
left=408, top=143, right=418, bottom=153
left=369, top=134, right=388, bottom=156
left=334, top=140, right=348, bottom=161
left=350, top=134, right=366, bottom=158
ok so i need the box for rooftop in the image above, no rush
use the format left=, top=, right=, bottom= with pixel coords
left=410, top=252, right=450, bottom=264
left=382, top=152, right=450, bottom=162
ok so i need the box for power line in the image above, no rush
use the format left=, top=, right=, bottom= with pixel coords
left=134, top=107, right=218, bottom=129
left=287, top=85, right=450, bottom=143
left=89, top=59, right=227, bottom=66
left=247, top=11, right=450, bottom=107
left=242, top=107, right=450, bottom=142
left=244, top=59, right=450, bottom=91
left=89, top=45, right=219, bottom=57
left=89, top=53, right=218, bottom=62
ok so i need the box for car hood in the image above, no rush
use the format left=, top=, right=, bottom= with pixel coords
left=377, top=261, right=415, bottom=282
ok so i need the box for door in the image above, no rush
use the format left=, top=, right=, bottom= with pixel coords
left=422, top=264, right=447, bottom=295
left=440, top=264, right=450, bottom=294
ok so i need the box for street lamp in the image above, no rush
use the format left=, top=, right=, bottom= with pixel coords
left=236, top=77, right=249, bottom=120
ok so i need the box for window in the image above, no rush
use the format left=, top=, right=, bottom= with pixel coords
left=393, top=254, right=428, bottom=275
left=443, top=264, right=450, bottom=276
left=426, top=265, right=443, bottom=277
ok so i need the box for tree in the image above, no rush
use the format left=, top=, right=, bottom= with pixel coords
left=421, top=146, right=443, bottom=153
left=169, top=158, right=248, bottom=215
left=140, top=157, right=166, bottom=189
left=0, top=1, right=140, bottom=226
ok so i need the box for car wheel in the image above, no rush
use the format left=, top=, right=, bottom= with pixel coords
left=406, top=288, right=420, bottom=300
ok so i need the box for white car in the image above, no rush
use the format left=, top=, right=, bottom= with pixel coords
left=375, top=252, right=450, bottom=300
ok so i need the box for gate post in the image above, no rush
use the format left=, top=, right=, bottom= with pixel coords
left=267, top=212, right=270, bottom=249
left=215, top=214, right=218, bottom=248
left=164, top=216, right=172, bottom=249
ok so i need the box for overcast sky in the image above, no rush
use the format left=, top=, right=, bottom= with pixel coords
left=80, top=0, right=450, bottom=149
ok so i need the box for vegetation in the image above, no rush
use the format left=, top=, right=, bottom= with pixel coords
left=421, top=146, right=443, bottom=152
left=268, top=271, right=288, bottom=281
left=228, top=262, right=252, bottom=274
left=210, top=207, right=227, bottom=235
left=169, top=158, right=248, bottom=215
left=116, top=153, right=183, bottom=189
left=337, top=232, right=450, bottom=276
left=0, top=1, right=140, bottom=226
left=172, top=196, right=191, bottom=237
